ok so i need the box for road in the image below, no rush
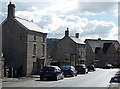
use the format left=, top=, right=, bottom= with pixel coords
left=2, top=68, right=118, bottom=87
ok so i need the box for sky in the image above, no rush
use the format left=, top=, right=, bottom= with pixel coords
left=0, top=0, right=119, bottom=41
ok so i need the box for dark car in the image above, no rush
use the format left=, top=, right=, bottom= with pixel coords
left=40, top=66, right=64, bottom=81
left=87, top=65, right=95, bottom=71
left=110, top=76, right=120, bottom=83
left=62, top=66, right=77, bottom=77
left=75, top=64, right=88, bottom=74
left=104, top=64, right=113, bottom=69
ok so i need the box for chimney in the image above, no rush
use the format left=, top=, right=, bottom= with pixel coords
left=98, top=38, right=101, bottom=40
left=65, top=28, right=69, bottom=37
left=7, top=2, right=15, bottom=18
left=75, top=33, right=79, bottom=38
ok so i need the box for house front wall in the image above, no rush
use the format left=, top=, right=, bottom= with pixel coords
left=95, top=48, right=104, bottom=67
left=76, top=44, right=86, bottom=64
left=85, top=41, right=95, bottom=66
left=27, top=31, right=47, bottom=75
left=48, top=37, right=85, bottom=67
left=104, top=45, right=119, bottom=67
left=2, top=19, right=27, bottom=77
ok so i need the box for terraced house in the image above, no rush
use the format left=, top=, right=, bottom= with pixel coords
left=48, top=28, right=86, bottom=67
left=2, top=2, right=47, bottom=77
left=85, top=39, right=120, bottom=67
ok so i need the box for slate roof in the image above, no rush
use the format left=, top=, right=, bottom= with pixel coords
left=47, top=38, right=60, bottom=48
left=103, top=43, right=112, bottom=53
left=95, top=47, right=101, bottom=54
left=70, top=36, right=85, bottom=44
left=85, top=39, right=119, bottom=52
left=15, top=17, right=47, bottom=33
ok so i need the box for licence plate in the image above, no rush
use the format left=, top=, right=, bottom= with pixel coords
left=44, top=75, right=50, bottom=77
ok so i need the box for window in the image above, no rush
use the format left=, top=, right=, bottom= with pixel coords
left=34, top=33, right=36, bottom=41
left=33, top=44, right=36, bottom=56
left=43, top=36, right=45, bottom=43
left=42, top=45, right=45, bottom=56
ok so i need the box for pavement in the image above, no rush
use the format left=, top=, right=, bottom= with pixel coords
left=2, top=75, right=40, bottom=83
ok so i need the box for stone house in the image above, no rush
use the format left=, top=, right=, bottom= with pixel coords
left=85, top=39, right=120, bottom=67
left=1, top=2, right=47, bottom=77
left=47, top=28, right=86, bottom=67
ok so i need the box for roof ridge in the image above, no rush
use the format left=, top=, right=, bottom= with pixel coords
left=15, top=16, right=33, bottom=23
left=86, top=39, right=118, bottom=42
left=70, top=36, right=85, bottom=44
left=70, top=36, right=79, bottom=39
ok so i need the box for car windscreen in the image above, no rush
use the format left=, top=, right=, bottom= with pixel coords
left=62, top=66, right=71, bottom=70
left=76, top=66, right=83, bottom=68
left=43, top=67, right=54, bottom=71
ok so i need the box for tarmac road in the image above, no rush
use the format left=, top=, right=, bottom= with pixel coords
left=2, top=68, right=118, bottom=88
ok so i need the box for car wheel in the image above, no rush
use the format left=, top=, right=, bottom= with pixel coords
left=54, top=76, right=58, bottom=81
left=71, top=74, right=75, bottom=77
left=40, top=77, right=43, bottom=81
left=61, top=75, right=64, bottom=79
left=75, top=73, right=77, bottom=76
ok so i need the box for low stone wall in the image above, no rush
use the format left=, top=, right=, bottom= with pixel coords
left=0, top=57, right=4, bottom=78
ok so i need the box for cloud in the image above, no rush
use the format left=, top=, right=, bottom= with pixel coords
left=41, top=0, right=117, bottom=16
left=0, top=12, right=4, bottom=17
left=46, top=15, right=118, bottom=41
left=15, top=8, right=117, bottom=40
left=1, top=1, right=118, bottom=41
left=81, top=20, right=117, bottom=40
left=14, top=0, right=118, bottom=16
left=78, top=2, right=117, bottom=15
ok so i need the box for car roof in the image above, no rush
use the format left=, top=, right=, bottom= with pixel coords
left=63, top=66, right=72, bottom=67
left=76, top=64, right=85, bottom=66
left=44, top=66, right=60, bottom=69
left=62, top=66, right=75, bottom=68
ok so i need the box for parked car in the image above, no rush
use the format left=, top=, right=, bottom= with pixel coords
left=40, top=66, right=64, bottom=81
left=104, top=64, right=113, bottom=69
left=110, top=76, right=120, bottom=83
left=87, top=65, right=96, bottom=71
left=75, top=64, right=88, bottom=74
left=62, top=66, right=77, bottom=77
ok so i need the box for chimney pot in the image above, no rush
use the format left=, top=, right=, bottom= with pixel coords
left=65, top=28, right=69, bottom=37
left=75, top=33, right=79, bottom=38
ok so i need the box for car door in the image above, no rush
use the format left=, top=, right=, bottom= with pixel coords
left=73, top=67, right=77, bottom=74
left=57, top=67, right=63, bottom=78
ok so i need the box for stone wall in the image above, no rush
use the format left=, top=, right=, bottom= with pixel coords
left=2, top=19, right=27, bottom=77
left=26, top=31, right=47, bottom=75
left=0, top=57, right=4, bottom=78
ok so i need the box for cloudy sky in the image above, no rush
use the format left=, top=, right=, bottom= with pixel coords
left=0, top=0, right=119, bottom=41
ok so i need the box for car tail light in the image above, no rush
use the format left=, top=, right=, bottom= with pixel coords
left=52, top=70, right=57, bottom=73
left=40, top=70, right=44, bottom=72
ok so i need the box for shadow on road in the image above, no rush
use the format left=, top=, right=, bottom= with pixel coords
left=35, top=79, right=60, bottom=82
